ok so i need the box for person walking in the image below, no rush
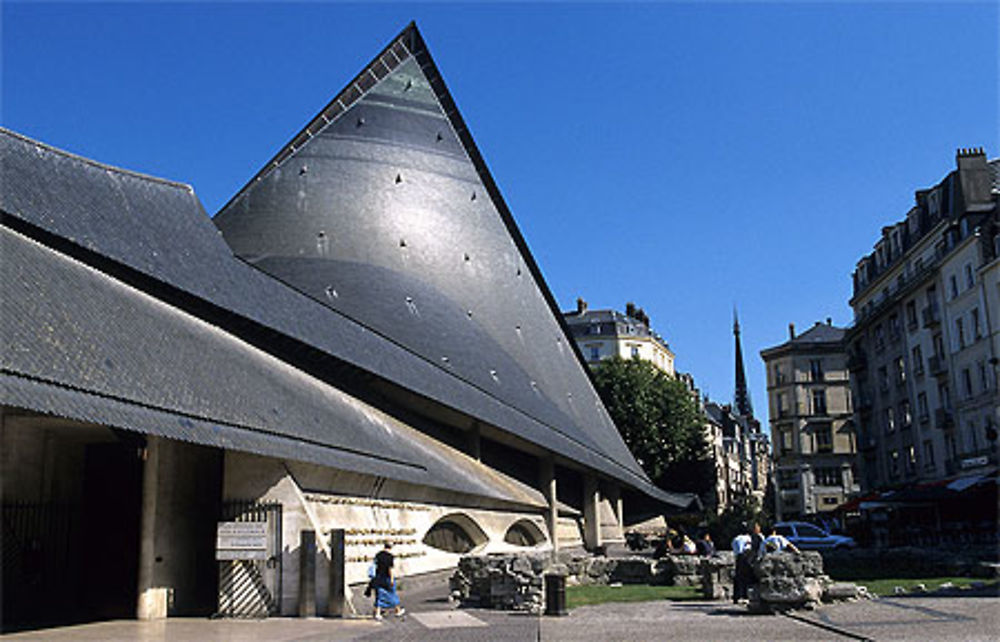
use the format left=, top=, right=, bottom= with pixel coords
left=370, top=542, right=405, bottom=621
left=731, top=523, right=752, bottom=603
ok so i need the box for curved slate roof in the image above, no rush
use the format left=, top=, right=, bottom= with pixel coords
left=214, top=25, right=651, bottom=486
left=0, top=224, right=546, bottom=508
left=0, top=24, right=696, bottom=510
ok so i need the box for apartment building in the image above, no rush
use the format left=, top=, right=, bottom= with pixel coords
left=761, top=321, right=859, bottom=519
left=846, top=148, right=999, bottom=492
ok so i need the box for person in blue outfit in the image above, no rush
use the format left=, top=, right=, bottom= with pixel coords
left=371, top=542, right=405, bottom=621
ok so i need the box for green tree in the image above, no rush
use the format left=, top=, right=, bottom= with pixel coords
left=592, top=357, right=708, bottom=485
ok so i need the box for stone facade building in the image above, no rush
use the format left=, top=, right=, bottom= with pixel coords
left=846, top=148, right=999, bottom=492
left=760, top=321, right=859, bottom=520
left=563, top=299, right=676, bottom=375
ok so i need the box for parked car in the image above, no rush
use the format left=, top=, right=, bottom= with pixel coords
left=774, top=521, right=856, bottom=550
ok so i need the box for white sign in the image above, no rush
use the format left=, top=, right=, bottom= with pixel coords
left=216, top=521, right=268, bottom=560
left=960, top=456, right=988, bottom=470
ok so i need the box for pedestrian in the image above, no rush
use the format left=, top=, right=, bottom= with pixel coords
left=370, top=542, right=405, bottom=621
left=765, top=528, right=800, bottom=554
left=696, top=532, right=716, bottom=556
left=731, top=523, right=751, bottom=603
left=681, top=533, right=697, bottom=555
left=732, top=521, right=765, bottom=603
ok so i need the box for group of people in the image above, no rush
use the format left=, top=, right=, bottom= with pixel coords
left=731, top=521, right=799, bottom=603
left=658, top=530, right=717, bottom=556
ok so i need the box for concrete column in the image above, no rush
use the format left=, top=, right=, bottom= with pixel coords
left=137, top=436, right=167, bottom=620
left=582, top=474, right=602, bottom=552
left=466, top=422, right=481, bottom=461
left=539, top=456, right=558, bottom=558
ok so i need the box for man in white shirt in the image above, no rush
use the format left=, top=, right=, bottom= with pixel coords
left=765, top=529, right=800, bottom=554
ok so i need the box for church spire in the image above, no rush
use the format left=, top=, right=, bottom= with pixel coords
left=733, top=308, right=754, bottom=418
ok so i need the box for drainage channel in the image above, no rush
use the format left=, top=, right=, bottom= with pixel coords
left=782, top=611, right=874, bottom=641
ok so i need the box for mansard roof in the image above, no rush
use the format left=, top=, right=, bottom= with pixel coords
left=760, top=321, right=845, bottom=357
left=0, top=24, right=696, bottom=509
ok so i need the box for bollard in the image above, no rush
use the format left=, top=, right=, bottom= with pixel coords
left=328, top=529, right=346, bottom=617
left=544, top=573, right=567, bottom=616
left=299, top=530, right=316, bottom=617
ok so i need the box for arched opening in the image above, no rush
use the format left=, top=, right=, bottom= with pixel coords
left=503, top=519, right=546, bottom=547
left=422, top=513, right=488, bottom=554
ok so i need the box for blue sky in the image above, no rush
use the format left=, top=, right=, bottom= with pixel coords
left=4, top=2, right=998, bottom=423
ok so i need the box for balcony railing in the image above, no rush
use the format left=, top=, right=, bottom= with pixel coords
left=922, top=305, right=941, bottom=328
left=928, top=355, right=947, bottom=378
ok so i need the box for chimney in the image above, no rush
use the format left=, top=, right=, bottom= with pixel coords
left=788, top=323, right=795, bottom=340
left=826, top=317, right=832, bottom=325
left=576, top=297, right=587, bottom=314
left=956, top=147, right=991, bottom=208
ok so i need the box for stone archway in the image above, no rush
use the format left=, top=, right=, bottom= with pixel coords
left=503, top=519, right=547, bottom=547
left=421, top=513, right=488, bottom=554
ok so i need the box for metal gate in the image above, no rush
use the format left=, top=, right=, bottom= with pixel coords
left=217, top=500, right=282, bottom=618
left=1, top=502, right=77, bottom=626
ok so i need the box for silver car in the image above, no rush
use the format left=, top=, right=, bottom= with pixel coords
left=774, top=521, right=856, bottom=550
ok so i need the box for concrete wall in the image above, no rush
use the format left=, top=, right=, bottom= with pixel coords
left=222, top=451, right=577, bottom=616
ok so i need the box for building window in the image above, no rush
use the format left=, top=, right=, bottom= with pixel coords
left=956, top=318, right=965, bottom=350
left=906, top=445, right=917, bottom=475
left=979, top=361, right=990, bottom=392
left=815, top=422, right=833, bottom=453
left=923, top=440, right=935, bottom=469
left=780, top=428, right=793, bottom=455
left=811, top=389, right=827, bottom=415
left=778, top=469, right=798, bottom=490
left=968, top=420, right=979, bottom=453
left=962, top=368, right=973, bottom=398
left=938, top=382, right=951, bottom=409
left=900, top=400, right=911, bottom=428
left=950, top=274, right=958, bottom=299
left=884, top=407, right=895, bottom=433
left=946, top=434, right=957, bottom=461
left=912, top=345, right=924, bottom=376
left=894, top=356, right=906, bottom=386
left=888, top=314, right=901, bottom=340
left=878, top=367, right=889, bottom=393
left=890, top=450, right=900, bottom=477
left=965, top=263, right=974, bottom=289
left=589, top=345, right=600, bottom=361
left=874, top=325, right=885, bottom=351
left=588, top=322, right=601, bottom=335
left=773, top=363, right=785, bottom=385
left=776, top=392, right=788, bottom=418
left=906, top=301, right=918, bottom=330
left=810, top=359, right=824, bottom=382
left=917, top=392, right=928, bottom=421
left=630, top=345, right=640, bottom=358
left=971, top=308, right=981, bottom=339
left=814, top=467, right=841, bottom=487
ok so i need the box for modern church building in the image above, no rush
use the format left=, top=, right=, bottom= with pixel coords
left=1, top=24, right=696, bottom=627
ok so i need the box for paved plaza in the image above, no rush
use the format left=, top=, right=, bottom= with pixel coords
left=6, top=591, right=998, bottom=641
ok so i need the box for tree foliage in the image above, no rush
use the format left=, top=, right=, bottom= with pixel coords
left=592, top=357, right=708, bottom=484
